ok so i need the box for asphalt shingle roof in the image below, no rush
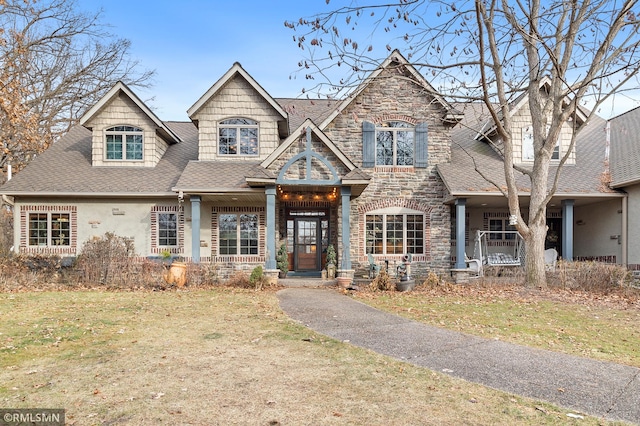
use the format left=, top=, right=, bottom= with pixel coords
left=275, top=98, right=340, bottom=132
left=2, top=122, right=198, bottom=195
left=173, top=161, right=259, bottom=191
left=609, top=106, right=640, bottom=187
left=438, top=103, right=614, bottom=196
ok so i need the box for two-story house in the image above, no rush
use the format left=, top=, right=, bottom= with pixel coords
left=0, top=50, right=628, bottom=281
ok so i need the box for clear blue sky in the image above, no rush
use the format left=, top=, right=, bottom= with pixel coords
left=85, top=0, right=326, bottom=121
left=85, top=0, right=637, bottom=120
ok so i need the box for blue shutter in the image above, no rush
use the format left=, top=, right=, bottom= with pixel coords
left=415, top=122, right=428, bottom=168
left=362, top=121, right=375, bottom=168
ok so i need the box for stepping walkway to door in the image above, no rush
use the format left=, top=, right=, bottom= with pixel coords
left=277, top=287, right=640, bottom=424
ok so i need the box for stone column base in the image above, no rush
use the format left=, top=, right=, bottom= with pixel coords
left=265, top=269, right=280, bottom=286
left=450, top=269, right=473, bottom=284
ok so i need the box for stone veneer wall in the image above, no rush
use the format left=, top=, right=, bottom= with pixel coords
left=324, top=65, right=454, bottom=277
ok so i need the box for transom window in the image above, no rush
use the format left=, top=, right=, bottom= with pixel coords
left=366, top=212, right=424, bottom=255
left=105, top=126, right=143, bottom=160
left=157, top=213, right=178, bottom=246
left=28, top=213, right=70, bottom=246
left=219, top=118, right=259, bottom=156
left=376, top=121, right=414, bottom=166
left=219, top=213, right=259, bottom=255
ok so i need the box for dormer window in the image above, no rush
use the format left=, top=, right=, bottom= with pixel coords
left=105, top=126, right=143, bottom=160
left=219, top=118, right=258, bottom=156
left=522, top=124, right=559, bottom=162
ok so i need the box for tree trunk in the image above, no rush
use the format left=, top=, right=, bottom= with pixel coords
left=524, top=213, right=547, bottom=288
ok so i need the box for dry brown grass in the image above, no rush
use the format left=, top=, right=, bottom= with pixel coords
left=0, top=288, right=622, bottom=425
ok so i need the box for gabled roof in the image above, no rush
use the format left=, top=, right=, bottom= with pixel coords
left=475, top=77, right=589, bottom=140
left=80, top=81, right=181, bottom=144
left=319, top=49, right=463, bottom=129
left=2, top=122, right=197, bottom=196
left=187, top=62, right=288, bottom=121
left=260, top=118, right=356, bottom=172
left=438, top=102, right=618, bottom=199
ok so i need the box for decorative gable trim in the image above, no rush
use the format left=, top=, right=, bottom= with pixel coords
left=80, top=81, right=181, bottom=144
left=187, top=62, right=287, bottom=121
left=260, top=119, right=356, bottom=172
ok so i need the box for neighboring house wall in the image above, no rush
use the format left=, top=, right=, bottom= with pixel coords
left=85, top=93, right=169, bottom=168
left=574, top=199, right=623, bottom=263
left=193, top=75, right=282, bottom=161
left=323, top=66, right=454, bottom=276
left=624, top=185, right=640, bottom=268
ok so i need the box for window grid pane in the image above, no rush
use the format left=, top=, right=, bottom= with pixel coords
left=219, top=214, right=237, bottom=255
left=106, top=134, right=123, bottom=160
left=50, top=213, right=70, bottom=246
left=240, top=128, right=258, bottom=155
left=219, top=128, right=237, bottom=155
left=28, top=213, right=49, bottom=246
left=396, top=131, right=414, bottom=165
left=158, top=213, right=177, bottom=246
left=239, top=214, right=258, bottom=255
left=366, top=215, right=384, bottom=254
left=489, top=219, right=504, bottom=240
left=126, top=134, right=143, bottom=160
left=405, top=215, right=423, bottom=254
left=386, top=215, right=404, bottom=254
left=376, top=131, right=394, bottom=165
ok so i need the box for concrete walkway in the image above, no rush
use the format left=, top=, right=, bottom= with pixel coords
left=277, top=287, right=640, bottom=424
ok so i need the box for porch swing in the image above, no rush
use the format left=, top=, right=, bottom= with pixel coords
left=473, top=230, right=525, bottom=267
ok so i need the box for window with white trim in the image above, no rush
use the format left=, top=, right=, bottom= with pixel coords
left=376, top=121, right=414, bottom=166
left=219, top=118, right=259, bottom=156
left=219, top=213, right=259, bottom=255
left=28, top=213, right=70, bottom=246
left=105, top=126, right=143, bottom=160
left=365, top=208, right=424, bottom=255
left=157, top=213, right=178, bottom=247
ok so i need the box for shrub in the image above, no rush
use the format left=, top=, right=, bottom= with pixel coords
left=422, top=270, right=445, bottom=288
left=276, top=243, right=289, bottom=276
left=75, top=232, right=136, bottom=286
left=249, top=265, right=268, bottom=290
left=551, top=261, right=633, bottom=293
left=225, top=271, right=251, bottom=288
left=370, top=269, right=394, bottom=291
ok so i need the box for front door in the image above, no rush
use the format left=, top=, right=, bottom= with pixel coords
left=295, top=218, right=321, bottom=271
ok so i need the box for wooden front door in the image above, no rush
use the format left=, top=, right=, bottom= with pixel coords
left=294, top=218, right=321, bottom=271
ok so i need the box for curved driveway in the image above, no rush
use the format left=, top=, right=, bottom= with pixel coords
left=277, top=287, right=640, bottom=424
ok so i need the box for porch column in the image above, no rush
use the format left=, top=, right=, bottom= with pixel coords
left=455, top=198, right=467, bottom=269
left=562, top=199, right=574, bottom=261
left=341, top=186, right=351, bottom=270
left=191, top=195, right=201, bottom=264
left=265, top=185, right=277, bottom=270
